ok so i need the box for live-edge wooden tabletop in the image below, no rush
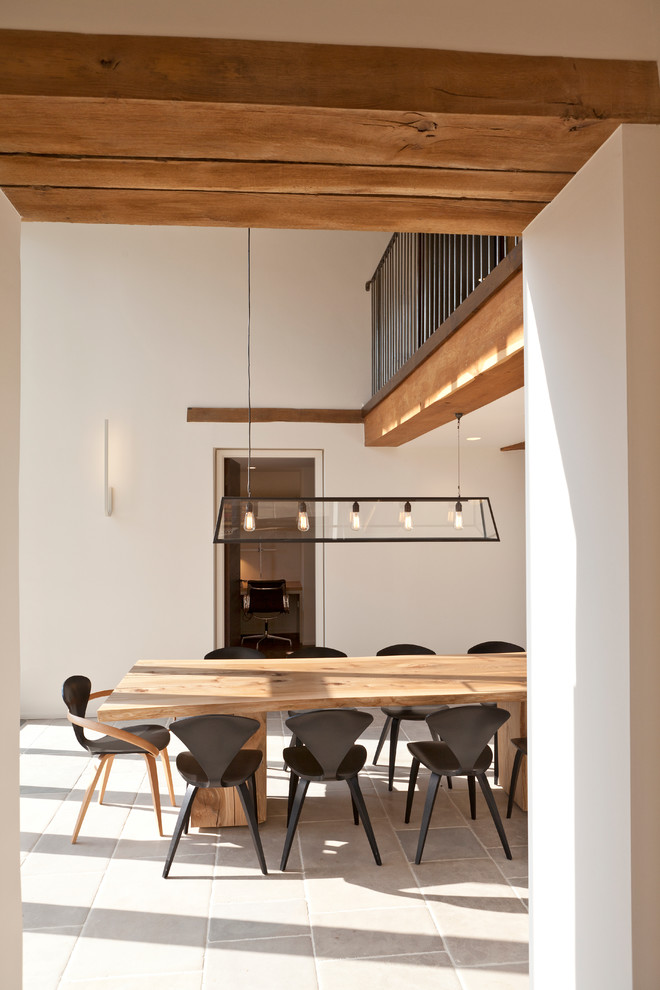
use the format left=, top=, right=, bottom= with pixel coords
left=98, top=653, right=527, bottom=722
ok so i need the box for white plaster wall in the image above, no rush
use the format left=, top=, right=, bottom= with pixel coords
left=524, top=131, right=632, bottom=989
left=0, top=192, right=23, bottom=986
left=0, top=0, right=658, bottom=59
left=621, top=125, right=660, bottom=987
left=19, top=224, right=526, bottom=717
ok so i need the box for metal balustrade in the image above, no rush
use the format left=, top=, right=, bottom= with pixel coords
left=367, top=233, right=518, bottom=395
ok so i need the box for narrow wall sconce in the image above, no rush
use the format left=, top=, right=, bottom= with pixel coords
left=104, top=419, right=113, bottom=517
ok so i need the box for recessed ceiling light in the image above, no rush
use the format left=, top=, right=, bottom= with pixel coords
left=466, top=436, right=482, bottom=442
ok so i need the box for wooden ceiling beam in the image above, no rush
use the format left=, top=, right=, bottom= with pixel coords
left=4, top=187, right=542, bottom=233
left=363, top=269, right=524, bottom=446
left=187, top=408, right=363, bottom=424
left=1, top=30, right=659, bottom=123
left=0, top=155, right=570, bottom=203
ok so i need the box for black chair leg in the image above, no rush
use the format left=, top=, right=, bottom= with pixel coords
left=387, top=717, right=401, bottom=791
left=507, top=748, right=525, bottom=818
left=477, top=772, right=512, bottom=860
left=415, top=772, right=442, bottom=865
left=347, top=776, right=382, bottom=866
left=236, top=780, right=268, bottom=875
left=404, top=757, right=420, bottom=823
left=468, top=775, right=477, bottom=819
left=351, top=793, right=359, bottom=825
left=286, top=770, right=299, bottom=825
left=163, top=784, right=198, bottom=878
left=280, top=777, right=310, bottom=871
left=446, top=776, right=452, bottom=789
left=372, top=716, right=392, bottom=765
left=493, top=730, right=499, bottom=785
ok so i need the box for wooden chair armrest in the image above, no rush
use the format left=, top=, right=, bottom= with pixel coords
left=89, top=689, right=113, bottom=700
left=67, top=712, right=160, bottom=757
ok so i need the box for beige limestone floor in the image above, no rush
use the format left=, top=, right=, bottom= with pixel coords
left=20, top=711, right=528, bottom=990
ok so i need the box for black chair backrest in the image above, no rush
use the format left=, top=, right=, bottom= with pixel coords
left=62, top=674, right=92, bottom=751
left=285, top=709, right=373, bottom=778
left=287, top=646, right=347, bottom=659
left=376, top=643, right=435, bottom=656
left=170, top=714, right=261, bottom=786
left=467, top=641, right=525, bottom=653
left=426, top=705, right=511, bottom=770
left=246, top=579, right=287, bottom=614
left=204, top=647, right=265, bottom=660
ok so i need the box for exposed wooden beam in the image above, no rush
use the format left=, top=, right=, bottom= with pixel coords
left=187, top=408, right=363, bottom=424
left=501, top=442, right=525, bottom=451
left=0, top=155, right=570, bottom=202
left=5, top=187, right=541, bottom=233
left=363, top=270, right=524, bottom=446
left=2, top=31, right=659, bottom=122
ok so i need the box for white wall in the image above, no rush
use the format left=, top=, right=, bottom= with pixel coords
left=1, top=0, right=657, bottom=60
left=524, top=127, right=660, bottom=989
left=0, top=192, right=23, bottom=986
left=622, top=125, right=660, bottom=987
left=19, top=224, right=526, bottom=716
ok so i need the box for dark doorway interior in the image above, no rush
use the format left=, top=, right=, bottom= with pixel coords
left=222, top=456, right=317, bottom=655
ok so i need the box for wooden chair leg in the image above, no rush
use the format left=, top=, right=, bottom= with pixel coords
left=98, top=754, right=114, bottom=804
left=160, top=748, right=177, bottom=807
left=143, top=753, right=164, bottom=836
left=72, top=756, right=109, bottom=843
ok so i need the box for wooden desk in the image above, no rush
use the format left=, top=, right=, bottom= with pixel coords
left=99, top=653, right=527, bottom=824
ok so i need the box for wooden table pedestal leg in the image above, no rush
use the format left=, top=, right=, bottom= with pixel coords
left=497, top=701, right=527, bottom=812
left=189, top=713, right=267, bottom=826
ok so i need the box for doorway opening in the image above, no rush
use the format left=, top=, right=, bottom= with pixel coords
left=214, top=449, right=324, bottom=654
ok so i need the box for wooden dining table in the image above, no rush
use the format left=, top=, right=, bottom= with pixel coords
left=98, top=652, right=527, bottom=827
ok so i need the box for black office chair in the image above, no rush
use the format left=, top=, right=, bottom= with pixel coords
left=162, top=714, right=267, bottom=878
left=204, top=646, right=266, bottom=660
left=62, top=675, right=176, bottom=843
left=372, top=644, right=448, bottom=792
left=241, top=579, right=292, bottom=650
left=467, top=641, right=525, bottom=784
left=405, top=705, right=512, bottom=864
left=507, top=736, right=527, bottom=818
left=281, top=709, right=382, bottom=870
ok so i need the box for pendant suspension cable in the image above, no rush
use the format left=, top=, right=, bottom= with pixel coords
left=247, top=228, right=252, bottom=499
left=456, top=411, right=463, bottom=499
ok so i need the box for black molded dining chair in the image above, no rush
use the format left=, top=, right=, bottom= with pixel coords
left=467, top=641, right=525, bottom=783
left=62, top=675, right=176, bottom=843
left=286, top=647, right=349, bottom=724
left=162, top=714, right=267, bottom=878
left=281, top=709, right=382, bottom=871
left=204, top=646, right=266, bottom=660
left=405, top=705, right=512, bottom=864
left=372, top=644, right=447, bottom=791
left=507, top=736, right=527, bottom=818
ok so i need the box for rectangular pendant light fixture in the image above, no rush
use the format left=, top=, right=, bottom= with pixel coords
left=213, top=496, right=499, bottom=543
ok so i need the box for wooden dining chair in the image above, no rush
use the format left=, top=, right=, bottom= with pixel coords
left=281, top=709, right=382, bottom=871
left=62, top=675, right=176, bottom=843
left=405, top=705, right=513, bottom=864
left=162, top=713, right=267, bottom=878
left=372, top=644, right=448, bottom=791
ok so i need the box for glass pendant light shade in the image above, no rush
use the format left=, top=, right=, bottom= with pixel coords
left=215, top=496, right=499, bottom=543
left=454, top=500, right=463, bottom=530
left=403, top=500, right=413, bottom=530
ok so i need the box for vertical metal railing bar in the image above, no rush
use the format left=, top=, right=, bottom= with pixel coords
left=367, top=230, right=517, bottom=394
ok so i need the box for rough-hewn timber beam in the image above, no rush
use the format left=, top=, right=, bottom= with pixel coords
left=362, top=268, right=524, bottom=447
left=187, top=408, right=363, bottom=424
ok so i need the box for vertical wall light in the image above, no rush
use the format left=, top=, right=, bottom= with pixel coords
left=454, top=412, right=463, bottom=530
left=104, top=419, right=113, bottom=517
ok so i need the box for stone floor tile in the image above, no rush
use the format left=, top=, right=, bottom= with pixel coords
left=297, top=818, right=404, bottom=871
left=488, top=845, right=528, bottom=879
left=23, top=926, right=81, bottom=990
left=310, top=905, right=439, bottom=960
left=395, top=826, right=486, bottom=864
left=317, top=951, right=462, bottom=990
left=60, top=973, right=203, bottom=989
left=304, top=862, right=424, bottom=914
left=22, top=870, right=105, bottom=930
left=456, top=961, right=529, bottom=989
left=209, top=897, right=310, bottom=942
left=203, top=934, right=317, bottom=987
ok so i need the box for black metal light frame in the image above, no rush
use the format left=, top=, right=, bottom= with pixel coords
left=213, top=495, right=500, bottom=544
